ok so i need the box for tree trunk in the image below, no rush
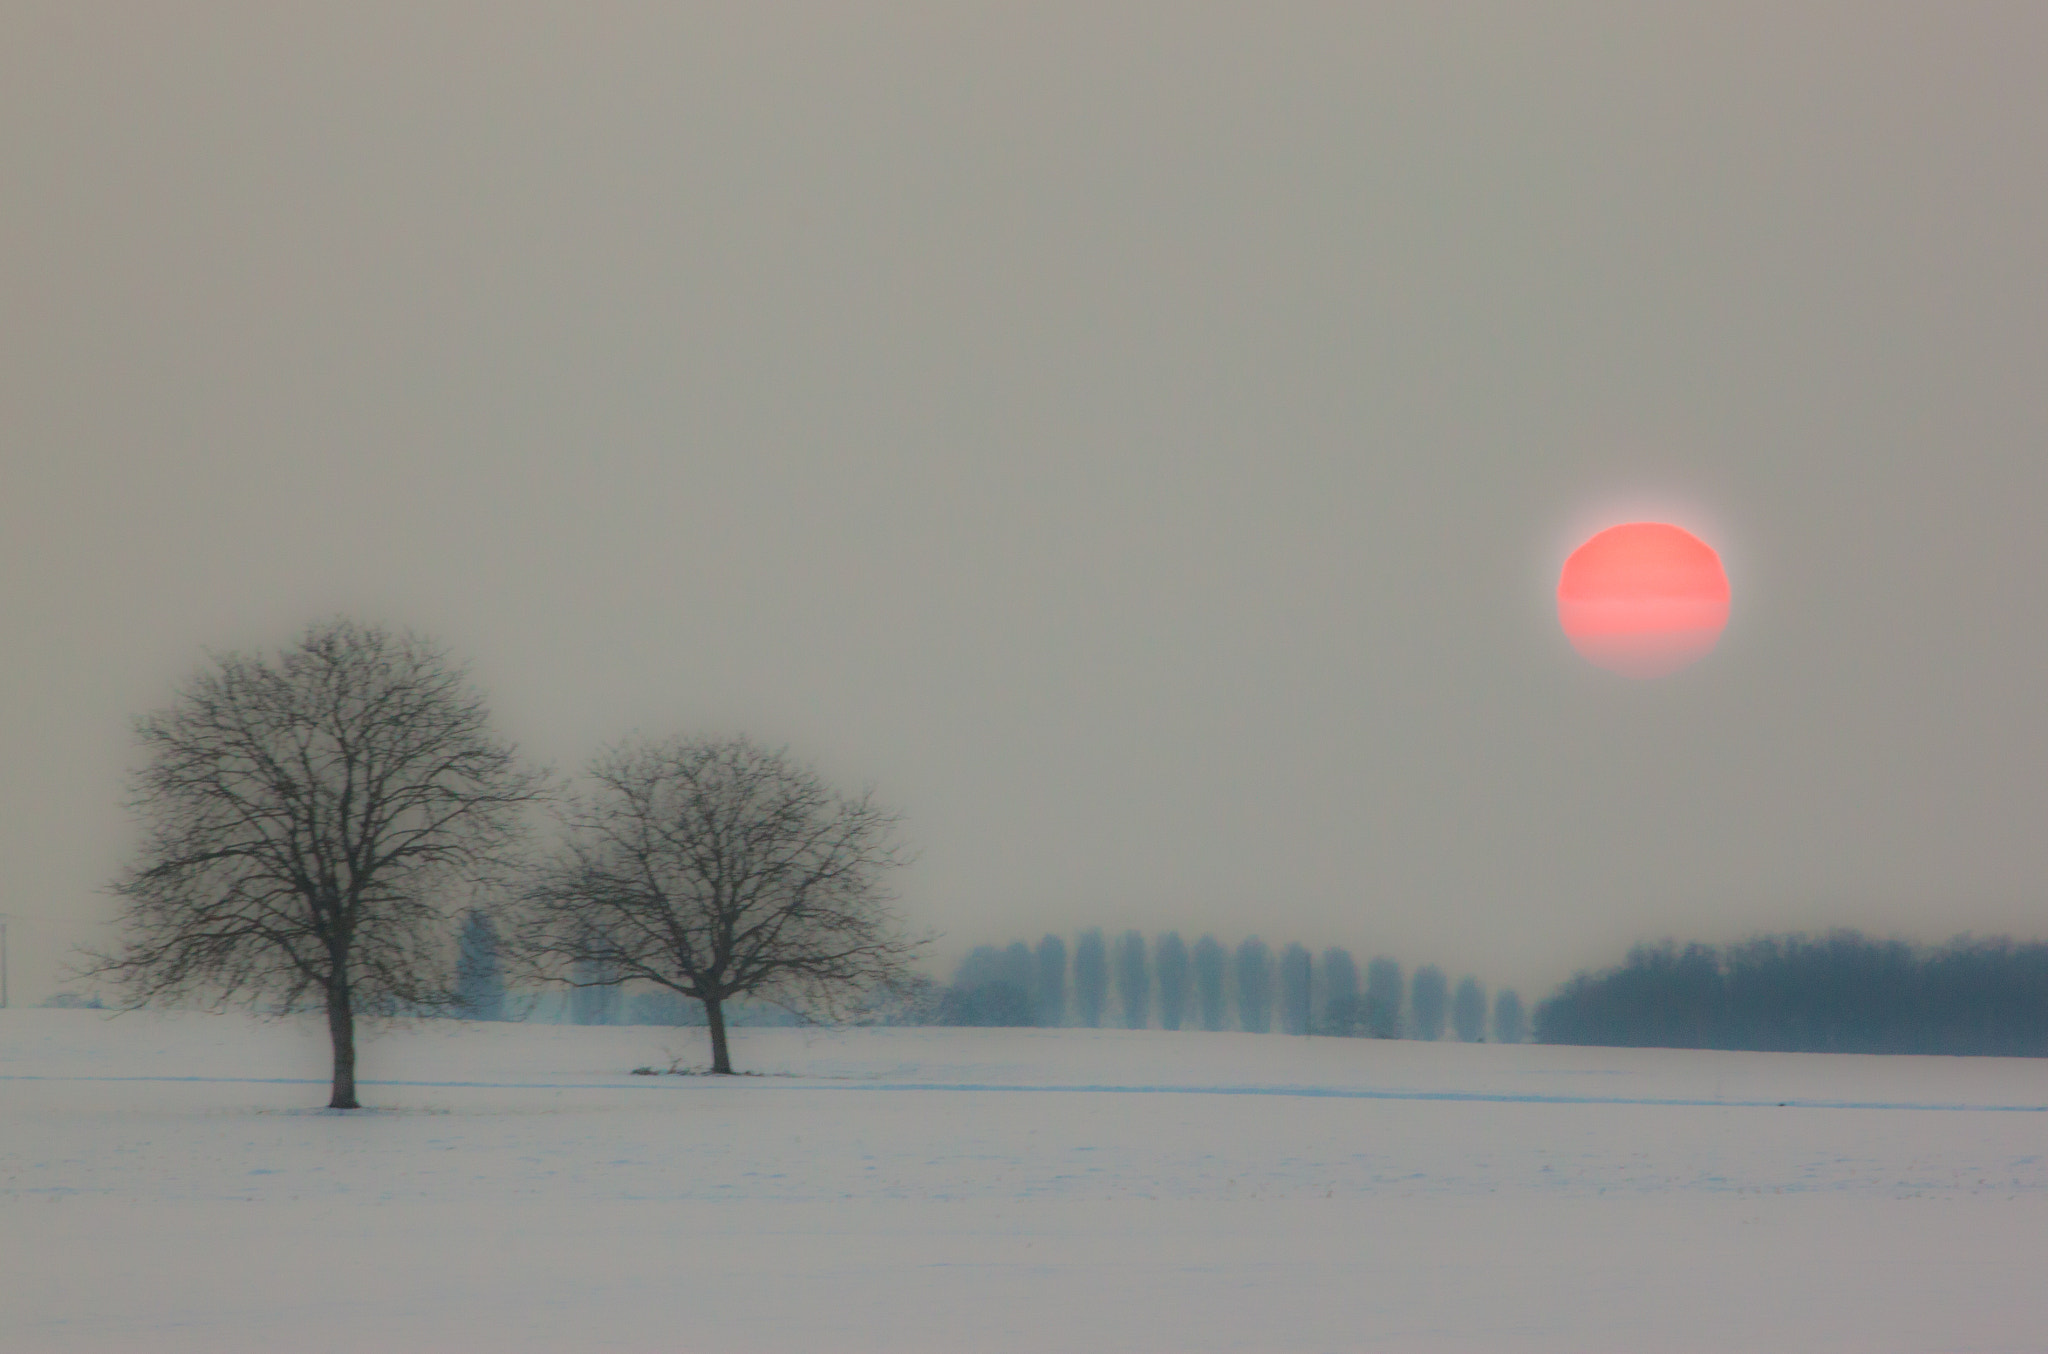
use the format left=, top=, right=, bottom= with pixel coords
left=327, top=981, right=360, bottom=1109
left=704, top=995, right=733, bottom=1074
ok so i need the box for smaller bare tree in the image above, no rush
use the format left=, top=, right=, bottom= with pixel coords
left=516, top=735, right=928, bottom=1073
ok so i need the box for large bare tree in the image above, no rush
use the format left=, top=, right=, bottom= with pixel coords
left=516, top=735, right=928, bottom=1073
left=82, top=620, right=546, bottom=1108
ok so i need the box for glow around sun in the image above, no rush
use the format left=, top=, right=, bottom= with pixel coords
left=1557, top=522, right=1730, bottom=678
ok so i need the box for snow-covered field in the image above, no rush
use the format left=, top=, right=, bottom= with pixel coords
left=3, top=1010, right=2044, bottom=1352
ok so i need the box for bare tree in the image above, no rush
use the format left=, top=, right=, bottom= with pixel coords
left=1001, top=941, right=1036, bottom=1009
left=1234, top=937, right=1273, bottom=1033
left=570, top=947, right=623, bottom=1025
left=1411, top=964, right=1449, bottom=1040
left=1192, top=934, right=1227, bottom=1030
left=939, top=944, right=1032, bottom=1027
left=514, top=735, right=927, bottom=1073
left=1452, top=975, right=1487, bottom=1042
left=1153, top=931, right=1189, bottom=1031
left=1364, top=956, right=1403, bottom=1038
left=1279, top=942, right=1312, bottom=1035
left=456, top=909, right=507, bottom=1020
left=1492, top=987, right=1526, bottom=1044
left=1073, top=928, right=1108, bottom=1028
left=81, top=620, right=545, bottom=1109
left=1034, top=934, right=1068, bottom=1027
left=1113, top=929, right=1150, bottom=1029
left=1319, top=947, right=1360, bottom=1035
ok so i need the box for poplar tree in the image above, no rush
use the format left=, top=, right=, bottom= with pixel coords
left=1192, top=934, right=1228, bottom=1031
left=1154, top=932, right=1190, bottom=1031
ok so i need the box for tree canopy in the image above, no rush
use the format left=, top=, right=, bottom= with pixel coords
left=515, top=734, right=926, bottom=1072
left=84, top=619, right=544, bottom=1107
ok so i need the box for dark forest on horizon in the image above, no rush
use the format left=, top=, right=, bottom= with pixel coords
left=1534, top=930, right=2048, bottom=1058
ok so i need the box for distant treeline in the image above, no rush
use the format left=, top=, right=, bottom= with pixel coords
left=938, top=931, right=1525, bottom=1042
left=1534, top=931, right=2048, bottom=1057
left=452, top=914, right=802, bottom=1028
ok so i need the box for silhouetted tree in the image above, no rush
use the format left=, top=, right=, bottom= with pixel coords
left=1114, top=930, right=1150, bottom=1029
left=1492, top=987, right=1525, bottom=1044
left=1002, top=941, right=1035, bottom=1009
left=1154, top=932, right=1190, bottom=1031
left=1279, top=943, right=1312, bottom=1035
left=1452, top=975, right=1486, bottom=1042
left=1363, top=956, right=1403, bottom=1038
left=1235, top=937, right=1273, bottom=1033
left=1035, top=934, right=1068, bottom=1027
left=514, top=735, right=926, bottom=1073
left=1192, top=934, right=1227, bottom=1031
left=571, top=951, right=622, bottom=1024
left=1915, top=935, right=2048, bottom=1057
left=1537, top=940, right=1722, bottom=1049
left=456, top=909, right=507, bottom=1020
left=939, top=944, right=1033, bottom=1026
left=1722, top=931, right=1917, bottom=1053
left=939, top=944, right=1032, bottom=1026
left=952, top=945, right=1005, bottom=988
left=1410, top=965, right=1448, bottom=1040
left=1073, top=929, right=1108, bottom=1028
left=1319, top=947, right=1361, bottom=1035
left=80, top=620, right=546, bottom=1109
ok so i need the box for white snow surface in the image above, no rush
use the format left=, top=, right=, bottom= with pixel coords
left=3, top=1010, right=2045, bottom=1352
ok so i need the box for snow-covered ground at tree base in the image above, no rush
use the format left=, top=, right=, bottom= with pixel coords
left=3, top=1010, right=2045, bottom=1352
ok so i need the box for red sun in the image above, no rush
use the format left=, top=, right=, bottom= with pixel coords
left=1557, top=522, right=1730, bottom=678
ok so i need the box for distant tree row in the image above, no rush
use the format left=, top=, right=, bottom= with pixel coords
left=1533, top=931, right=2048, bottom=1056
left=938, top=930, right=1524, bottom=1042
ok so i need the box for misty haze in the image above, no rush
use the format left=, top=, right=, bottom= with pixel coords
left=5, top=5, right=2047, bottom=1351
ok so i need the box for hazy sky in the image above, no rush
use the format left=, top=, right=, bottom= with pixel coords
left=6, top=4, right=2047, bottom=1007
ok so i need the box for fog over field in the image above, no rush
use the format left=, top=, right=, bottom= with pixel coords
left=7, top=5, right=2048, bottom=1007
